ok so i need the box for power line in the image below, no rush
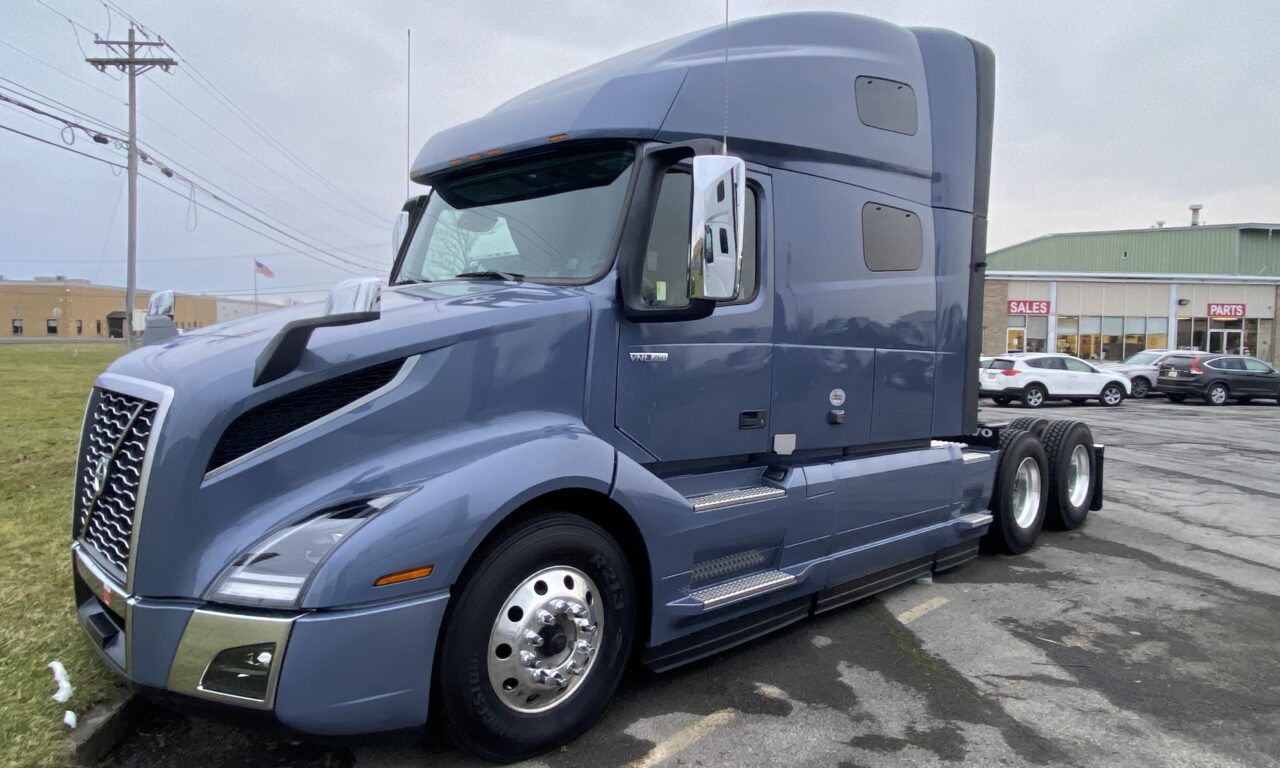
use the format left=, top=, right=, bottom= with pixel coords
left=0, top=88, right=385, bottom=272
left=0, top=116, right=366, bottom=276
left=98, top=0, right=392, bottom=227
left=0, top=38, right=125, bottom=105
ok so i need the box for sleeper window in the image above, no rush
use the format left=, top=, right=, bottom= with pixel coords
left=862, top=202, right=922, bottom=272
left=854, top=76, right=918, bottom=135
left=642, top=171, right=757, bottom=307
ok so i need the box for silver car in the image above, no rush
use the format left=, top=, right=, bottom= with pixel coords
left=1098, top=349, right=1178, bottom=398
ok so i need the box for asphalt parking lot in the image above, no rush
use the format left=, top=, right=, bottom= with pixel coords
left=102, top=397, right=1280, bottom=768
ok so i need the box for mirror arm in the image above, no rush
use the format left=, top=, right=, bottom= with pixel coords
left=617, top=141, right=721, bottom=323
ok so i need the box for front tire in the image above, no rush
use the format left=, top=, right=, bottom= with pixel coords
left=984, top=429, right=1049, bottom=555
left=1205, top=382, right=1229, bottom=405
left=993, top=396, right=1011, bottom=406
left=437, top=513, right=635, bottom=762
left=1099, top=382, right=1126, bottom=407
left=1130, top=377, right=1150, bottom=398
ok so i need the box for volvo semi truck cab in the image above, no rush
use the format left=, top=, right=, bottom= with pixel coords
left=70, top=12, right=1104, bottom=762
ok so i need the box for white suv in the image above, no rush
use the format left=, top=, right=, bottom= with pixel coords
left=980, top=353, right=1131, bottom=408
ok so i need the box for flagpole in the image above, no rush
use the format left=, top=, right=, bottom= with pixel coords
left=253, top=258, right=258, bottom=315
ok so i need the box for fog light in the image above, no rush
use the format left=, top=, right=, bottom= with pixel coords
left=200, top=642, right=276, bottom=700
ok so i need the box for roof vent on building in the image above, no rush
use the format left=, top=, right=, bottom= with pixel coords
left=1189, top=204, right=1202, bottom=227
left=1155, top=220, right=1165, bottom=228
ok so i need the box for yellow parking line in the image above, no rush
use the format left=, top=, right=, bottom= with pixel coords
left=627, top=708, right=737, bottom=768
left=895, top=596, right=950, bottom=625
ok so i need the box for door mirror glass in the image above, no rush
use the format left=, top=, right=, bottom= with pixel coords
left=146, top=289, right=174, bottom=318
left=325, top=276, right=382, bottom=316
left=392, top=210, right=410, bottom=259
left=689, top=155, right=745, bottom=301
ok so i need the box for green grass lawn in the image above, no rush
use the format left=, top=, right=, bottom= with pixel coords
left=0, top=344, right=127, bottom=768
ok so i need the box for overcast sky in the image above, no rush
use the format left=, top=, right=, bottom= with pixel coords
left=2, top=1, right=1277, bottom=302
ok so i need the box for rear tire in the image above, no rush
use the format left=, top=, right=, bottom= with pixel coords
left=1099, top=382, right=1126, bottom=407
left=1007, top=416, right=1049, bottom=438
left=1167, top=394, right=1187, bottom=403
left=1205, top=382, right=1229, bottom=405
left=1041, top=421, right=1095, bottom=530
left=983, top=429, right=1049, bottom=555
left=1130, top=377, right=1150, bottom=398
left=1021, top=384, right=1047, bottom=409
left=437, top=512, right=635, bottom=762
left=993, top=396, right=1011, bottom=406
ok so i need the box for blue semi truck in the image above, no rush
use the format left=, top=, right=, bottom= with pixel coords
left=71, top=12, right=1103, bottom=762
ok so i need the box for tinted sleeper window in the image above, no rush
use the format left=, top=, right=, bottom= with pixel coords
left=855, top=76, right=918, bottom=135
left=862, top=202, right=922, bottom=272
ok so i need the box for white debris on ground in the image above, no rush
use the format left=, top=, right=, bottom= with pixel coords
left=63, top=710, right=77, bottom=729
left=48, top=660, right=74, bottom=704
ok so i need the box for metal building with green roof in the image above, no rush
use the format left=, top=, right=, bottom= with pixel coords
left=981, top=219, right=1280, bottom=365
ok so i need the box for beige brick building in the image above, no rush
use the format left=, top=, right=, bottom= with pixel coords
left=1, top=277, right=275, bottom=339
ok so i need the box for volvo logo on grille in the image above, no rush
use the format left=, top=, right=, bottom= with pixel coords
left=89, top=454, right=110, bottom=497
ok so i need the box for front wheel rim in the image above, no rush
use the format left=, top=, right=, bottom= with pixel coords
left=487, top=566, right=604, bottom=713
left=1027, top=390, right=1043, bottom=406
left=1133, top=380, right=1148, bottom=397
left=1066, top=444, right=1091, bottom=508
left=1011, top=456, right=1042, bottom=529
left=1104, top=387, right=1122, bottom=405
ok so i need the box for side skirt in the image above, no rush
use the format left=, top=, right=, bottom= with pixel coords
left=641, top=540, right=981, bottom=672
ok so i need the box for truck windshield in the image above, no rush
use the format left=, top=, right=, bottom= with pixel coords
left=394, top=149, right=635, bottom=284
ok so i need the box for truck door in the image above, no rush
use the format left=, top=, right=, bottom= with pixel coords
left=615, top=171, right=773, bottom=462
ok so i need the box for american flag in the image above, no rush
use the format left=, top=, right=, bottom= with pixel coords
left=254, top=259, right=275, bottom=278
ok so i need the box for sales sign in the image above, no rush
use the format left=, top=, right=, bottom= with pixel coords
left=1007, top=300, right=1050, bottom=315
left=1207, top=303, right=1245, bottom=318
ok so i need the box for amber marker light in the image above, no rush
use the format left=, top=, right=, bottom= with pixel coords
left=548, top=133, right=569, bottom=143
left=373, top=565, right=434, bottom=587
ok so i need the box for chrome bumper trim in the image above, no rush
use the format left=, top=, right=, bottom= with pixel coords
left=167, top=608, right=299, bottom=710
left=73, top=542, right=127, bottom=620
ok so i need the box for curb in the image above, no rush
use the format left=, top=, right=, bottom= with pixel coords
left=70, top=695, right=139, bottom=766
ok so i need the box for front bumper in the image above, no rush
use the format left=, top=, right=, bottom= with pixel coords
left=73, top=544, right=450, bottom=735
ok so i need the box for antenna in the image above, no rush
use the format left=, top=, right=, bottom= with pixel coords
left=406, top=28, right=412, bottom=200
left=721, top=0, right=730, bottom=153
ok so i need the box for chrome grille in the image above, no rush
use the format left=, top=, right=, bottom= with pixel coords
left=75, top=388, right=158, bottom=575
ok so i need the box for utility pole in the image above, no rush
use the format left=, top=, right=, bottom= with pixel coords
left=87, top=25, right=176, bottom=350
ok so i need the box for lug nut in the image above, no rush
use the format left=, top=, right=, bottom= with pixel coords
left=574, top=639, right=593, bottom=656
left=568, top=602, right=588, bottom=618
left=573, top=617, right=595, bottom=635
left=536, top=609, right=556, bottom=626
left=519, top=650, right=540, bottom=668
left=567, top=661, right=584, bottom=675
left=548, top=599, right=569, bottom=615
left=523, top=630, right=544, bottom=647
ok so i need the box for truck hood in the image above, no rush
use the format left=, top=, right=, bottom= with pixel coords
left=107, top=281, right=587, bottom=393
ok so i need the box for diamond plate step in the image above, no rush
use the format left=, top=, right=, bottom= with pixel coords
left=689, top=569, right=797, bottom=610
left=688, top=486, right=785, bottom=512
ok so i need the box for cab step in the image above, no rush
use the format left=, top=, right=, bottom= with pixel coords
left=689, top=569, right=797, bottom=610
left=688, top=485, right=785, bottom=512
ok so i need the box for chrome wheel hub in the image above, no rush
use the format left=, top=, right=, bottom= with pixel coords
left=1066, top=444, right=1091, bottom=508
left=1011, top=456, right=1042, bottom=529
left=488, top=566, right=602, bottom=713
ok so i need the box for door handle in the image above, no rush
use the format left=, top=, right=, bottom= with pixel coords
left=739, top=410, right=767, bottom=429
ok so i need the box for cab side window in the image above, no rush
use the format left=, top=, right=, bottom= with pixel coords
left=642, top=171, right=758, bottom=307
left=1062, top=358, right=1092, bottom=372
left=1243, top=358, right=1272, bottom=372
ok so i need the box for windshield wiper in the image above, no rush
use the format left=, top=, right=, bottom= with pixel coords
left=454, top=270, right=524, bottom=282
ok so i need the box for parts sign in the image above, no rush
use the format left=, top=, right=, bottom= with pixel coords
left=1207, top=303, right=1245, bottom=318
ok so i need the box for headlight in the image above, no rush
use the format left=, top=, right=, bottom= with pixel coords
left=209, top=491, right=412, bottom=609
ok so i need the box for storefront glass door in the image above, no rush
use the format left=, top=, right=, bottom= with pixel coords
left=1208, top=329, right=1243, bottom=354
left=1006, top=328, right=1025, bottom=354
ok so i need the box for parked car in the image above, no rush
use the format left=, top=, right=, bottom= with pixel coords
left=980, top=353, right=1131, bottom=408
left=1098, top=349, right=1177, bottom=398
left=1156, top=354, right=1280, bottom=405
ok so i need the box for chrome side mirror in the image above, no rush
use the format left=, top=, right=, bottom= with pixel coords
left=689, top=155, right=745, bottom=301
left=325, top=277, right=382, bottom=317
left=392, top=210, right=410, bottom=259
left=146, top=289, right=175, bottom=318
